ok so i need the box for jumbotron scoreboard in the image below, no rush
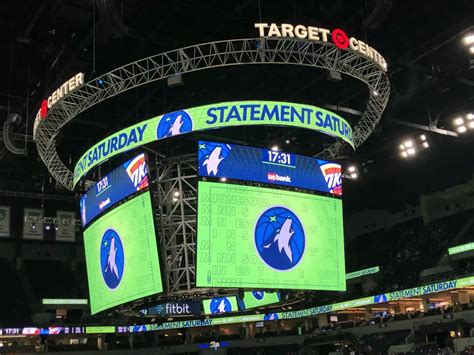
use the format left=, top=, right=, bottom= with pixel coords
left=196, top=141, right=346, bottom=291
left=196, top=182, right=345, bottom=291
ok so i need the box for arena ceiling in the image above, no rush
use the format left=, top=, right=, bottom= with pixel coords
left=0, top=0, right=473, bottom=213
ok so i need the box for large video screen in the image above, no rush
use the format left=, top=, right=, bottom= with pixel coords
left=196, top=182, right=345, bottom=291
left=202, top=296, right=239, bottom=315
left=239, top=291, right=280, bottom=310
left=80, top=153, right=149, bottom=227
left=83, top=192, right=162, bottom=314
left=198, top=141, right=342, bottom=195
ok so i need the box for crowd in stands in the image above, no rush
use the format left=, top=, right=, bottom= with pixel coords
left=345, top=211, right=474, bottom=296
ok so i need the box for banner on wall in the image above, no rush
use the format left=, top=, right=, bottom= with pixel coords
left=0, top=206, right=10, bottom=237
left=23, top=208, right=44, bottom=240
left=55, top=211, right=76, bottom=242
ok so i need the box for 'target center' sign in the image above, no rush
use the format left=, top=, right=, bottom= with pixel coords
left=255, top=23, right=387, bottom=72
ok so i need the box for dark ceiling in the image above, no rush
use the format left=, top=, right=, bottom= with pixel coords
left=0, top=0, right=473, bottom=214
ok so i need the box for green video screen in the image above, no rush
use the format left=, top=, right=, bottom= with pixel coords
left=202, top=296, right=239, bottom=315
left=84, top=192, right=163, bottom=314
left=240, top=291, right=280, bottom=310
left=196, top=182, right=346, bottom=291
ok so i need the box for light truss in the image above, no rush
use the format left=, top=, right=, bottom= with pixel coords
left=154, top=155, right=201, bottom=295
left=35, top=37, right=390, bottom=190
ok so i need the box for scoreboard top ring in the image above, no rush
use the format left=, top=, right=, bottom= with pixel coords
left=34, top=25, right=390, bottom=190
left=73, top=101, right=352, bottom=188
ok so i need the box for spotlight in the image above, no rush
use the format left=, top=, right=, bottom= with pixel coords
left=45, top=224, right=51, bottom=231
left=463, top=34, right=474, bottom=46
left=55, top=224, right=59, bottom=231
left=407, top=148, right=416, bottom=155
left=173, top=191, right=180, bottom=197
left=470, top=47, right=474, bottom=54
left=350, top=173, right=358, bottom=179
left=347, top=166, right=356, bottom=173
left=271, top=145, right=279, bottom=151
left=420, top=134, right=426, bottom=141
left=285, top=140, right=290, bottom=144
left=399, top=144, right=405, bottom=150
left=467, top=113, right=474, bottom=120
left=422, top=142, right=429, bottom=148
left=404, top=140, right=413, bottom=148
left=372, top=90, right=379, bottom=96
left=172, top=197, right=178, bottom=202
left=401, top=151, right=408, bottom=158
left=469, top=121, right=474, bottom=129
left=31, top=223, right=36, bottom=230
left=96, top=78, right=105, bottom=86
left=220, top=177, right=227, bottom=182
left=457, top=126, right=467, bottom=133
left=454, top=117, right=464, bottom=126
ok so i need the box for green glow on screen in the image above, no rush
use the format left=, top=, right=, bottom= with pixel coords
left=448, top=242, right=474, bottom=255
left=42, top=299, right=88, bottom=305
left=202, top=297, right=239, bottom=315
left=346, top=266, right=380, bottom=280
left=241, top=292, right=280, bottom=309
left=84, top=192, right=163, bottom=315
left=196, top=182, right=346, bottom=291
left=86, top=326, right=115, bottom=334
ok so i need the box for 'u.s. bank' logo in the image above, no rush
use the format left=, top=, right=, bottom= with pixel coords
left=210, top=297, right=232, bottom=314
left=156, top=110, right=193, bottom=139
left=100, top=229, right=125, bottom=290
left=254, top=206, right=305, bottom=271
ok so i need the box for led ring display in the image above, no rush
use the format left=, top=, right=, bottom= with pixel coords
left=73, top=101, right=353, bottom=188
left=34, top=37, right=390, bottom=190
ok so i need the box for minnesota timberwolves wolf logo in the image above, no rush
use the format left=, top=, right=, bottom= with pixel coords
left=252, top=291, right=265, bottom=300
left=255, top=207, right=305, bottom=271
left=210, top=297, right=232, bottom=314
left=100, top=229, right=125, bottom=289
left=264, top=313, right=279, bottom=321
left=198, top=141, right=232, bottom=177
left=156, top=110, right=193, bottom=139
left=373, top=294, right=388, bottom=304
left=80, top=196, right=87, bottom=226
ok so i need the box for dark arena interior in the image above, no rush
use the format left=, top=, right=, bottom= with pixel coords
left=1, top=1, right=474, bottom=354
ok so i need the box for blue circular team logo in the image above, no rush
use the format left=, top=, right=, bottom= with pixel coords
left=373, top=294, right=388, bottom=304
left=100, top=229, right=125, bottom=290
left=156, top=110, right=193, bottom=139
left=252, top=291, right=265, bottom=300
left=210, top=297, right=232, bottom=314
left=255, top=207, right=305, bottom=271
left=264, top=313, right=279, bottom=321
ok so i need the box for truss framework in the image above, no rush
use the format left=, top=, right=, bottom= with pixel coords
left=154, top=155, right=201, bottom=295
left=35, top=37, right=390, bottom=190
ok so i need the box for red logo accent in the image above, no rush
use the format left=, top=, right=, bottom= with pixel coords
left=267, top=173, right=276, bottom=181
left=40, top=99, right=48, bottom=119
left=331, top=28, right=349, bottom=49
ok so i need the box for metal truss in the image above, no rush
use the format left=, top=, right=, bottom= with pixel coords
left=35, top=37, right=390, bottom=190
left=154, top=155, right=202, bottom=296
